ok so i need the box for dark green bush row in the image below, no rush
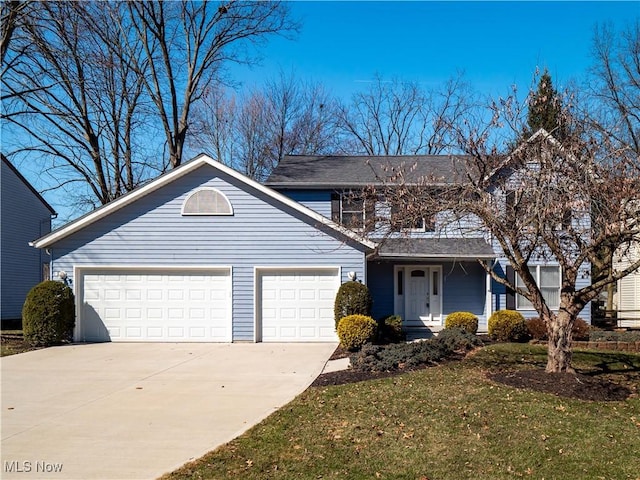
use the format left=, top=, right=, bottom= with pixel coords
left=22, top=280, right=75, bottom=347
left=350, top=328, right=482, bottom=373
left=589, top=330, right=640, bottom=342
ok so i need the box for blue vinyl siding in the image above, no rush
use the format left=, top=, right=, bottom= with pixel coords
left=1, top=160, right=52, bottom=320
left=278, top=190, right=333, bottom=217
left=367, top=262, right=395, bottom=320
left=48, top=165, right=367, bottom=340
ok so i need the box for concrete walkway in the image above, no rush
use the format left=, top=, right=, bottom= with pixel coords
left=1, top=342, right=336, bottom=480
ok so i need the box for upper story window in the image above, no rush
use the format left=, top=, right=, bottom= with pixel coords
left=182, top=188, right=233, bottom=216
left=516, top=265, right=561, bottom=310
left=331, top=192, right=374, bottom=231
left=390, top=202, right=435, bottom=232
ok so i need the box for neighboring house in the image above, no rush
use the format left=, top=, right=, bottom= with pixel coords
left=31, top=155, right=374, bottom=342
left=1, top=154, right=56, bottom=323
left=614, top=241, right=640, bottom=327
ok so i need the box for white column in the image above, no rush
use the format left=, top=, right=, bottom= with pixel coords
left=485, top=261, right=493, bottom=331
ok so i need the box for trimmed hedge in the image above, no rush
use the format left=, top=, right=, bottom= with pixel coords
left=22, top=280, right=75, bottom=347
left=337, top=314, right=377, bottom=351
left=488, top=309, right=528, bottom=342
left=334, top=281, right=372, bottom=328
left=444, top=311, right=479, bottom=335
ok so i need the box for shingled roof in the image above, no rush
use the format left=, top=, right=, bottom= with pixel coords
left=374, top=237, right=496, bottom=259
left=265, top=155, right=471, bottom=188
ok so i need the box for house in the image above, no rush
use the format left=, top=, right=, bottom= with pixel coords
left=31, top=155, right=374, bottom=342
left=31, top=134, right=591, bottom=343
left=265, top=155, right=498, bottom=331
left=266, top=129, right=592, bottom=331
left=614, top=241, right=640, bottom=327
left=1, top=154, right=56, bottom=323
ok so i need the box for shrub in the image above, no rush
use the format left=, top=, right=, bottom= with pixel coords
left=527, top=316, right=591, bottom=341
left=378, top=314, right=405, bottom=343
left=572, top=318, right=590, bottom=341
left=590, top=330, right=640, bottom=342
left=437, top=327, right=483, bottom=351
left=350, top=331, right=482, bottom=373
left=22, top=280, right=75, bottom=347
left=526, top=317, right=548, bottom=340
left=334, top=281, right=372, bottom=328
left=337, top=314, right=377, bottom=351
left=444, top=311, right=479, bottom=335
left=488, top=310, right=529, bottom=343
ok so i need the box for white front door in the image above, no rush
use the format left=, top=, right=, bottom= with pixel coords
left=407, top=269, right=430, bottom=321
left=400, top=266, right=443, bottom=327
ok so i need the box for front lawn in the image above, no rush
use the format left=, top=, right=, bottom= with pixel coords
left=162, top=344, right=640, bottom=480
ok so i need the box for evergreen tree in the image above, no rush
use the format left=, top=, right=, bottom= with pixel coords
left=526, top=69, right=567, bottom=139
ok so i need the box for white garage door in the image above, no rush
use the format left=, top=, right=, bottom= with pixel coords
left=79, top=269, right=231, bottom=342
left=259, top=268, right=339, bottom=342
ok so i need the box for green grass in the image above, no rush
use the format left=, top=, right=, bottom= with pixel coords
left=162, top=344, right=640, bottom=480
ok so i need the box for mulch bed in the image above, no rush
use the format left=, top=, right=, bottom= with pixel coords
left=315, top=346, right=636, bottom=402
left=487, top=369, right=634, bottom=402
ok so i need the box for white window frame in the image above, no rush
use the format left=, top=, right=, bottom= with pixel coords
left=340, top=194, right=365, bottom=228
left=181, top=188, right=233, bottom=216
left=516, top=265, right=561, bottom=310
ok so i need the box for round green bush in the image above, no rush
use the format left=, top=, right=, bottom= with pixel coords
left=488, top=309, right=529, bottom=342
left=22, top=280, right=75, bottom=347
left=337, top=314, right=377, bottom=351
left=378, top=314, right=405, bottom=343
left=444, top=311, right=479, bottom=334
left=334, top=281, right=372, bottom=328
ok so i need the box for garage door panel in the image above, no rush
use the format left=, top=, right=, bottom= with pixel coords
left=260, top=269, right=339, bottom=342
left=80, top=270, right=230, bottom=342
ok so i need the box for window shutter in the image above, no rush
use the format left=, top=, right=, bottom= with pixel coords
left=331, top=193, right=340, bottom=223
left=506, top=265, right=516, bottom=310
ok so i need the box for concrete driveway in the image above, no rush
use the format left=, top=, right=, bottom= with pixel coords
left=1, top=342, right=336, bottom=480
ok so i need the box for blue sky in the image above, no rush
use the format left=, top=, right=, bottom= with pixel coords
left=231, top=1, right=639, bottom=98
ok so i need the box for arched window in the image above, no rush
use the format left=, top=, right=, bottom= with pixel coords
left=182, top=188, right=233, bottom=216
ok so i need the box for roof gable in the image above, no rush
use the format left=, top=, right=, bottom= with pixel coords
left=1, top=154, right=56, bottom=215
left=32, top=155, right=376, bottom=250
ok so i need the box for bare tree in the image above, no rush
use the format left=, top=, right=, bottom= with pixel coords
left=336, top=74, right=474, bottom=155
left=589, top=21, right=640, bottom=159
left=0, top=0, right=29, bottom=68
left=382, top=84, right=639, bottom=373
left=126, top=1, right=298, bottom=169
left=1, top=2, right=153, bottom=209
left=188, top=73, right=341, bottom=180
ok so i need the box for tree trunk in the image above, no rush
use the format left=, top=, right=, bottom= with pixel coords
left=545, top=310, right=575, bottom=373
